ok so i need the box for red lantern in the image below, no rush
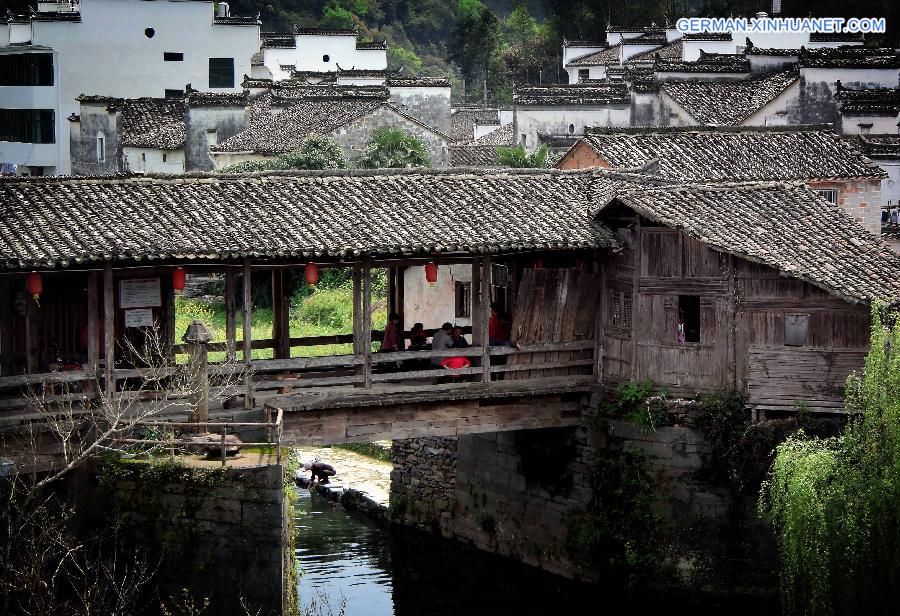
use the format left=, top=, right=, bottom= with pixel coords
left=26, top=271, right=42, bottom=300
left=533, top=259, right=544, bottom=269
left=424, top=262, right=438, bottom=285
left=172, top=267, right=186, bottom=292
left=305, top=263, right=319, bottom=286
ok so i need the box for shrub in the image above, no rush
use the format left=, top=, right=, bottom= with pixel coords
left=495, top=143, right=549, bottom=168
left=219, top=135, right=346, bottom=173
left=297, top=289, right=354, bottom=329
left=360, top=128, right=430, bottom=168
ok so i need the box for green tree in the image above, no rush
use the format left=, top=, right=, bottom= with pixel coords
left=220, top=135, right=347, bottom=172
left=496, top=143, right=549, bottom=168
left=504, top=3, right=538, bottom=49
left=320, top=0, right=356, bottom=29
left=387, top=46, right=423, bottom=73
left=360, top=128, right=430, bottom=168
left=760, top=303, right=900, bottom=616
left=449, top=0, right=503, bottom=100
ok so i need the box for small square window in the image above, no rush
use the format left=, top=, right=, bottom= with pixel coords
left=608, top=289, right=632, bottom=330
left=164, top=52, right=184, bottom=61
left=578, top=68, right=589, bottom=81
left=455, top=282, right=471, bottom=318
left=677, top=295, right=701, bottom=343
left=815, top=188, right=838, bottom=204
left=209, top=58, right=234, bottom=89
left=785, top=314, right=809, bottom=347
left=164, top=89, right=183, bottom=99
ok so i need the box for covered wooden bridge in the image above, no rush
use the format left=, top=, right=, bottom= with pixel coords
left=0, top=168, right=629, bottom=441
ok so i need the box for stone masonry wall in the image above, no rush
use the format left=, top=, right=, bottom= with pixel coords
left=390, top=416, right=767, bottom=586
left=74, top=462, right=287, bottom=615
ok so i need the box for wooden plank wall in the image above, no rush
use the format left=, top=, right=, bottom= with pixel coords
left=506, top=267, right=598, bottom=378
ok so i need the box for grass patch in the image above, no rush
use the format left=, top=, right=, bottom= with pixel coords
left=175, top=284, right=386, bottom=363
left=333, top=442, right=392, bottom=463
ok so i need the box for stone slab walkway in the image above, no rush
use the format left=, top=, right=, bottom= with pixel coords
left=292, top=445, right=393, bottom=508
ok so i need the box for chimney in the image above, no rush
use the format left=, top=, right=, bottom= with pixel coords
left=217, top=3, right=230, bottom=18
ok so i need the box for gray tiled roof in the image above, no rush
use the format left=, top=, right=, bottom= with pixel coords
left=450, top=109, right=500, bottom=142
left=655, top=51, right=750, bottom=73
left=470, top=123, right=513, bottom=146
left=514, top=83, right=630, bottom=106
left=581, top=126, right=886, bottom=182
left=119, top=98, right=186, bottom=150
left=448, top=146, right=501, bottom=167
left=608, top=182, right=900, bottom=302
left=261, top=33, right=296, bottom=48
left=660, top=68, right=798, bottom=125
left=835, top=86, right=900, bottom=115
left=0, top=169, right=621, bottom=269
left=625, top=39, right=682, bottom=65
left=211, top=92, right=383, bottom=154
left=799, top=46, right=900, bottom=68
left=857, top=135, right=900, bottom=158
left=682, top=33, right=732, bottom=41
left=566, top=45, right=621, bottom=67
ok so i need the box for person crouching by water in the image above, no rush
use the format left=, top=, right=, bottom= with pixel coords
left=302, top=460, right=336, bottom=486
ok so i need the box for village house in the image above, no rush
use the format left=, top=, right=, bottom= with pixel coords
left=207, top=83, right=450, bottom=169
left=0, top=0, right=259, bottom=176
left=557, top=125, right=886, bottom=235
left=0, top=168, right=898, bottom=426
left=251, top=27, right=387, bottom=83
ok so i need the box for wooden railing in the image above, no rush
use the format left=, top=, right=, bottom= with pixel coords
left=112, top=408, right=284, bottom=467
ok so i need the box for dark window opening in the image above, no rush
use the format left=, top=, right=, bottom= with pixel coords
left=145, top=27, right=155, bottom=38
left=455, top=282, right=471, bottom=318
left=0, top=109, right=55, bottom=144
left=785, top=314, right=809, bottom=347
left=677, top=295, right=701, bottom=343
left=163, top=52, right=184, bottom=61
left=578, top=68, right=589, bottom=81
left=162, top=153, right=167, bottom=163
left=208, top=57, right=234, bottom=88
left=815, top=188, right=838, bottom=204
left=323, top=54, right=330, bottom=62
left=164, top=89, right=183, bottom=99
left=568, top=123, right=575, bottom=134
left=608, top=289, right=632, bottom=330
left=0, top=53, right=53, bottom=86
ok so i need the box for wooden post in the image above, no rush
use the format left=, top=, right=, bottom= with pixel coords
left=0, top=278, right=12, bottom=375
left=271, top=269, right=291, bottom=359
left=24, top=273, right=37, bottom=374
left=225, top=270, right=237, bottom=363
left=86, top=271, right=100, bottom=397
left=396, top=266, right=406, bottom=347
left=164, top=274, right=176, bottom=360
left=594, top=253, right=605, bottom=384
left=242, top=258, right=253, bottom=409
left=630, top=215, right=641, bottom=381
left=387, top=266, right=397, bottom=316
left=471, top=260, right=482, bottom=343
left=479, top=256, right=492, bottom=383
left=362, top=262, right=373, bottom=389
left=183, top=319, right=211, bottom=424
left=220, top=426, right=227, bottom=467
left=103, top=262, right=115, bottom=392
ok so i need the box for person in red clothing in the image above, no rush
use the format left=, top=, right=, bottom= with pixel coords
left=379, top=312, right=402, bottom=352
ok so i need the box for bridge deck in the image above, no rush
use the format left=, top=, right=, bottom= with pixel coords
left=267, top=377, right=593, bottom=445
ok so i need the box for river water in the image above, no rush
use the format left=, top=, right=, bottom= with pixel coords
left=293, top=487, right=772, bottom=616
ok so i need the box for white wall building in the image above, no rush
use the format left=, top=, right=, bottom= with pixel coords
left=0, top=0, right=259, bottom=175
left=253, top=28, right=387, bottom=82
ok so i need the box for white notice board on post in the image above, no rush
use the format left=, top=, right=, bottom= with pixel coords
left=124, top=308, right=154, bottom=328
left=119, top=278, right=161, bottom=308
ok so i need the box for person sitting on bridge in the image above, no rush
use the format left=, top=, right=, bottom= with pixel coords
left=489, top=303, right=520, bottom=349
left=430, top=322, right=454, bottom=365
left=451, top=325, right=470, bottom=348
left=409, top=323, right=428, bottom=350
left=302, top=460, right=337, bottom=485
left=379, top=312, right=402, bottom=352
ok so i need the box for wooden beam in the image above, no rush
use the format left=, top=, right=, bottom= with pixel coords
left=271, top=269, right=290, bottom=359
left=630, top=215, right=641, bottom=381
left=164, top=271, right=176, bottom=360
left=242, top=258, right=253, bottom=409
left=362, top=262, right=373, bottom=389
left=24, top=275, right=36, bottom=374
left=479, top=256, right=492, bottom=383
left=103, top=262, right=115, bottom=392
left=594, top=252, right=605, bottom=384
left=397, top=266, right=406, bottom=348
left=352, top=267, right=362, bottom=355
left=225, top=270, right=237, bottom=363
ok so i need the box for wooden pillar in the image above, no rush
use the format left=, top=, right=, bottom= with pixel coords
left=594, top=253, right=605, bottom=384
left=471, top=260, right=482, bottom=343
left=24, top=276, right=36, bottom=374
left=164, top=275, right=176, bottom=360
left=0, top=278, right=12, bottom=374
left=184, top=320, right=211, bottom=424
left=479, top=256, right=492, bottom=383
left=396, top=266, right=406, bottom=347
left=630, top=215, right=642, bottom=381
left=103, top=262, right=115, bottom=392
left=271, top=269, right=290, bottom=360
left=387, top=266, right=397, bottom=316
left=362, top=262, right=373, bottom=389
left=86, top=271, right=100, bottom=393
left=242, top=258, right=253, bottom=409
left=352, top=266, right=362, bottom=355
left=225, top=269, right=237, bottom=363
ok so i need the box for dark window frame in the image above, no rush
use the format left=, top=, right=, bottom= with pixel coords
left=0, top=109, right=55, bottom=144
left=784, top=314, right=810, bottom=347
left=677, top=295, right=701, bottom=343
left=208, top=57, right=235, bottom=89
left=577, top=68, right=590, bottom=81
left=455, top=282, right=471, bottom=319
left=608, top=289, right=632, bottom=331
left=163, top=52, right=184, bottom=62
left=0, top=53, right=54, bottom=86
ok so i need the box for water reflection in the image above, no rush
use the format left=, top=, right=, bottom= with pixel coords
left=294, top=488, right=774, bottom=616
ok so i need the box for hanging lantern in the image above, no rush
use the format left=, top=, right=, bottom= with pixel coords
left=305, top=263, right=319, bottom=286
left=424, top=262, right=438, bottom=285
left=26, top=272, right=42, bottom=302
left=172, top=267, right=186, bottom=292
left=533, top=259, right=544, bottom=269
